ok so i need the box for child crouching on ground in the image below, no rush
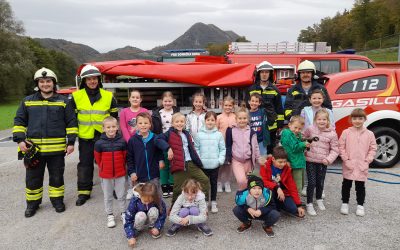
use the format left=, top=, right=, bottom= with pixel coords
left=166, top=179, right=213, bottom=236
left=124, top=182, right=167, bottom=248
left=233, top=175, right=280, bottom=237
left=260, top=146, right=305, bottom=218
left=94, top=116, right=127, bottom=228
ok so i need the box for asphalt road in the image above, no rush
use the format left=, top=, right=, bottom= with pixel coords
left=1, top=130, right=400, bottom=250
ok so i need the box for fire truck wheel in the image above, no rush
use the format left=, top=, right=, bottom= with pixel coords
left=371, top=127, right=400, bottom=168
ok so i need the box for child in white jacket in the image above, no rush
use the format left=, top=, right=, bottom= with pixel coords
left=166, top=179, right=213, bottom=237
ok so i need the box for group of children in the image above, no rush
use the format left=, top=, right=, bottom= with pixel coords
left=93, top=88, right=377, bottom=247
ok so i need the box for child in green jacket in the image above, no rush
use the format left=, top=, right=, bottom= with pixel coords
left=280, top=116, right=310, bottom=193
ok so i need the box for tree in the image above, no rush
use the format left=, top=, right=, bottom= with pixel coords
left=0, top=0, right=35, bottom=102
left=206, top=43, right=229, bottom=56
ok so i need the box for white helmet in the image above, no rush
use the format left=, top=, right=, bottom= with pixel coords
left=34, top=67, right=57, bottom=82
left=80, top=64, right=101, bottom=79
left=256, top=61, right=274, bottom=72
left=297, top=60, right=316, bottom=73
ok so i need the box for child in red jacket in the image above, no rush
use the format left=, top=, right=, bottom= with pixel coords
left=94, top=117, right=127, bottom=228
left=260, top=146, right=305, bottom=218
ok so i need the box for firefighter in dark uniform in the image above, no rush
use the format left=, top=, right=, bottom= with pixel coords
left=13, top=67, right=78, bottom=217
left=71, top=64, right=118, bottom=206
left=284, top=60, right=332, bottom=121
left=246, top=61, right=284, bottom=153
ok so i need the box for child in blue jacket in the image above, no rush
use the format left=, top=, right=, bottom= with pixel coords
left=233, top=175, right=280, bottom=237
left=127, top=112, right=164, bottom=196
left=124, top=182, right=167, bottom=248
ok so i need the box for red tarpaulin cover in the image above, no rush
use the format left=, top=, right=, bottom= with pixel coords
left=78, top=60, right=255, bottom=87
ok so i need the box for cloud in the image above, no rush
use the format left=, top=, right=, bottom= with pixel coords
left=8, top=0, right=353, bottom=52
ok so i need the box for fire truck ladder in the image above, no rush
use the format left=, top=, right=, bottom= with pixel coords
left=229, top=42, right=331, bottom=54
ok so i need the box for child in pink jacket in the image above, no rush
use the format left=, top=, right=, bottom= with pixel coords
left=338, top=108, right=377, bottom=217
left=225, top=107, right=260, bottom=190
left=303, top=109, right=339, bottom=216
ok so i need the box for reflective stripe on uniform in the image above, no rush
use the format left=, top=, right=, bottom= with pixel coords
left=285, top=110, right=292, bottom=117
left=268, top=122, right=278, bottom=130
left=262, top=90, right=278, bottom=96
left=78, top=190, right=91, bottom=195
left=277, top=114, right=285, bottom=121
left=78, top=121, right=103, bottom=126
left=66, top=127, right=78, bottom=134
left=110, top=108, right=118, bottom=113
left=49, top=185, right=65, bottom=198
left=12, top=125, right=27, bottom=133
left=78, top=110, right=109, bottom=115
left=24, top=101, right=66, bottom=107
left=26, top=187, right=43, bottom=201
left=29, top=138, right=66, bottom=144
left=292, top=91, right=300, bottom=96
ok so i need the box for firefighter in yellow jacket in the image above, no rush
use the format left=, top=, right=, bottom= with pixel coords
left=71, top=64, right=118, bottom=206
left=13, top=68, right=78, bottom=217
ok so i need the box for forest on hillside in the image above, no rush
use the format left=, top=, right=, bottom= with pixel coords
left=297, top=0, right=400, bottom=52
left=0, top=0, right=76, bottom=103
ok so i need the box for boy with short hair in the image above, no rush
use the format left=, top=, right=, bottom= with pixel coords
left=260, top=146, right=305, bottom=218
left=233, top=175, right=280, bottom=237
left=94, top=116, right=127, bottom=228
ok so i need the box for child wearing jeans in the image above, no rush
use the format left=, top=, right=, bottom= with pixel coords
left=124, top=182, right=167, bottom=248
left=339, top=108, right=377, bottom=217
left=226, top=107, right=260, bottom=190
left=216, top=96, right=236, bottom=193
left=260, top=146, right=305, bottom=218
left=166, top=179, right=213, bottom=237
left=248, top=93, right=270, bottom=160
left=233, top=175, right=280, bottom=237
left=94, top=117, right=127, bottom=228
left=155, top=113, right=210, bottom=204
left=127, top=112, right=164, bottom=197
left=303, top=109, right=339, bottom=216
left=194, top=111, right=226, bottom=213
left=280, top=115, right=310, bottom=193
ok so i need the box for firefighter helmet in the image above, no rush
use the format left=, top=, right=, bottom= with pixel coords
left=80, top=64, right=101, bottom=79
left=34, top=67, right=57, bottom=83
left=297, top=60, right=316, bottom=73
left=79, top=64, right=102, bottom=89
left=256, top=61, right=274, bottom=72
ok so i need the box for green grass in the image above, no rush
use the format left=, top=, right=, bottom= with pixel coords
left=0, top=102, right=19, bottom=130
left=358, top=47, right=399, bottom=62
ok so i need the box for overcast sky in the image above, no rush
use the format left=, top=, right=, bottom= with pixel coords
left=8, top=0, right=354, bottom=53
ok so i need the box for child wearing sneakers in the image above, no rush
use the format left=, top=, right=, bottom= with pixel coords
left=166, top=179, right=213, bottom=237
left=260, top=146, right=305, bottom=218
left=152, top=91, right=179, bottom=198
left=194, top=111, right=226, bottom=213
left=216, top=96, right=236, bottom=193
left=303, top=109, right=339, bottom=216
left=94, top=117, right=127, bottom=228
left=233, top=175, right=280, bottom=237
left=338, top=108, right=377, bottom=217
left=127, top=112, right=164, bottom=197
left=124, top=182, right=167, bottom=248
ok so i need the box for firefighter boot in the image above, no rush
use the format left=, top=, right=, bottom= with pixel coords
left=52, top=199, right=66, bottom=213
left=25, top=204, right=39, bottom=218
left=76, top=194, right=90, bottom=206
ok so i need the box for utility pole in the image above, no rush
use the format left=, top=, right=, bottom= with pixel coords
left=398, top=34, right=400, bottom=62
